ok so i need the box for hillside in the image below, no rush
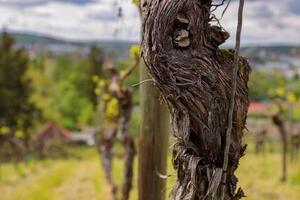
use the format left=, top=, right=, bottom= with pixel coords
left=6, top=32, right=300, bottom=71
left=10, top=32, right=137, bottom=60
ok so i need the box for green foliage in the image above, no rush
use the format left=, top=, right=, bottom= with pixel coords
left=118, top=59, right=140, bottom=104
left=132, top=0, right=140, bottom=5
left=86, top=45, right=105, bottom=107
left=1, top=144, right=300, bottom=200
left=130, top=45, right=140, bottom=59
left=53, top=75, right=95, bottom=129
left=268, top=71, right=300, bottom=111
left=29, top=55, right=96, bottom=130
left=291, top=107, right=300, bottom=122
left=129, top=107, right=140, bottom=137
left=220, top=48, right=234, bottom=58
left=249, top=69, right=284, bottom=101
left=0, top=126, right=10, bottom=136
left=1, top=34, right=138, bottom=133
left=286, top=79, right=300, bottom=100
left=0, top=32, right=39, bottom=138
left=249, top=68, right=300, bottom=103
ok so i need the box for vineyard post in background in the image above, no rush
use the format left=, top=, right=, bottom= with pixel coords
left=137, top=0, right=170, bottom=199
left=138, top=60, right=170, bottom=200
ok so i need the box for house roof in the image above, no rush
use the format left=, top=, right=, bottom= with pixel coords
left=248, top=102, right=267, bottom=113
left=37, top=121, right=71, bottom=141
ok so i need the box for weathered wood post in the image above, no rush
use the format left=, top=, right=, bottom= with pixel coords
left=138, top=60, right=170, bottom=200
left=140, top=0, right=250, bottom=199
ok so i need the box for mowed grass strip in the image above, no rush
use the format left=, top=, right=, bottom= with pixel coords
left=0, top=147, right=99, bottom=200
left=0, top=142, right=300, bottom=200
left=237, top=153, right=300, bottom=200
left=0, top=159, right=77, bottom=200
left=53, top=156, right=111, bottom=200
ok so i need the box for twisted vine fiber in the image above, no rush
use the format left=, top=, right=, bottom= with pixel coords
left=141, top=0, right=251, bottom=199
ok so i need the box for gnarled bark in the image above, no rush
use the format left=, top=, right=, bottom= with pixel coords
left=96, top=64, right=137, bottom=200
left=272, top=113, right=288, bottom=182
left=141, top=0, right=250, bottom=199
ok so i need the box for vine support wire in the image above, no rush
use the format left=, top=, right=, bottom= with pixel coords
left=113, top=0, right=125, bottom=39
left=220, top=0, right=245, bottom=199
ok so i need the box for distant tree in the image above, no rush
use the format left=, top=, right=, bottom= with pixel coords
left=53, top=66, right=95, bottom=130
left=249, top=68, right=300, bottom=102
left=28, top=55, right=96, bottom=130
left=270, top=76, right=299, bottom=182
left=0, top=32, right=38, bottom=149
left=249, top=69, right=282, bottom=101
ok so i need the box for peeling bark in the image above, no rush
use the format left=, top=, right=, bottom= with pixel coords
left=96, top=66, right=137, bottom=200
left=272, top=114, right=288, bottom=182
left=141, top=0, right=250, bottom=199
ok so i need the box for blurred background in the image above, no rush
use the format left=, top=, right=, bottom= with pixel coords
left=0, top=0, right=299, bottom=199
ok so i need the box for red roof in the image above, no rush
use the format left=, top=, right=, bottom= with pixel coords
left=37, top=121, right=71, bottom=142
left=248, top=103, right=266, bottom=112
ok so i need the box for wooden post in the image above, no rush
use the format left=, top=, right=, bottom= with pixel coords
left=138, top=61, right=169, bottom=200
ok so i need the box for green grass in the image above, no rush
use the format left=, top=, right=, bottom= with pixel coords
left=235, top=138, right=300, bottom=200
left=0, top=140, right=300, bottom=200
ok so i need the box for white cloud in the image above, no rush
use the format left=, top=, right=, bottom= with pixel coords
left=0, top=0, right=140, bottom=41
left=215, top=0, right=300, bottom=46
left=0, top=0, right=299, bottom=45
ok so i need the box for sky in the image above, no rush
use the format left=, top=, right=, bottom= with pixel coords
left=0, top=0, right=299, bottom=46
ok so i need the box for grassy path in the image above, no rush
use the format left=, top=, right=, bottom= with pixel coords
left=237, top=153, right=300, bottom=200
left=0, top=148, right=111, bottom=200
left=53, top=157, right=111, bottom=200
left=0, top=148, right=129, bottom=200
left=0, top=145, right=299, bottom=200
left=0, top=159, right=78, bottom=200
